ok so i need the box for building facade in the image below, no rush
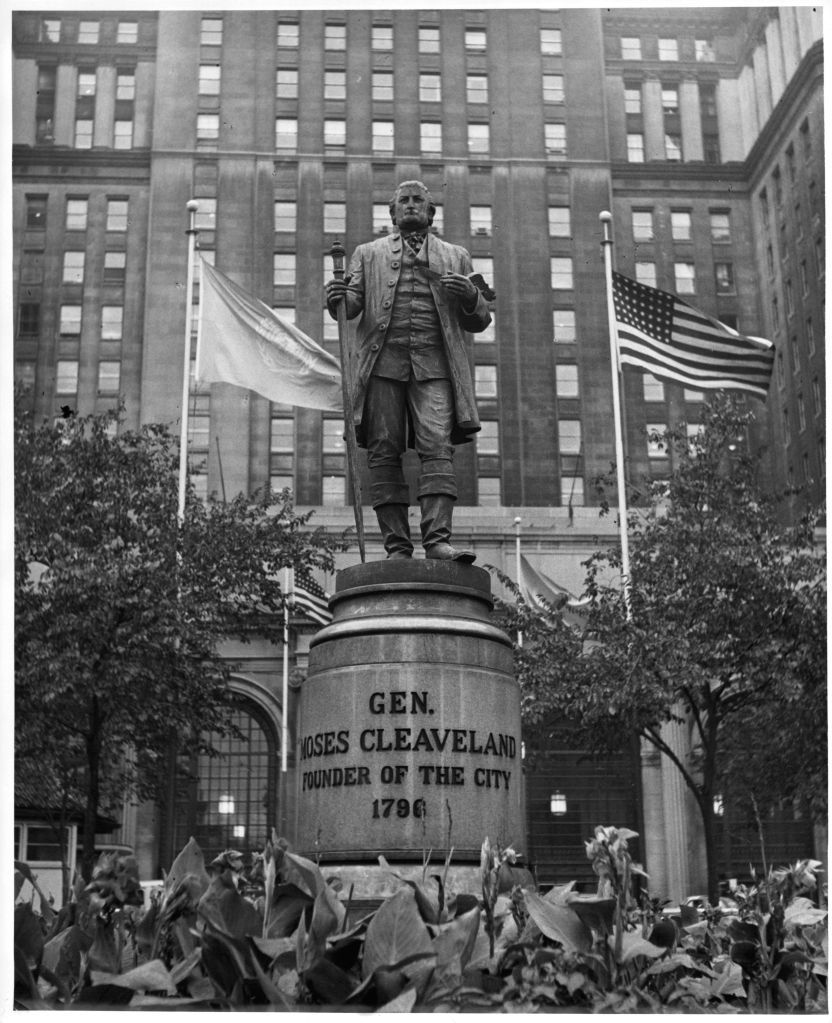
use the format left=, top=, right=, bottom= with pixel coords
left=13, top=8, right=823, bottom=902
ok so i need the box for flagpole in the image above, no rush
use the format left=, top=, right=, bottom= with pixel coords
left=328, top=240, right=366, bottom=562
left=599, top=211, right=632, bottom=619
left=281, top=567, right=291, bottom=775
left=177, top=200, right=199, bottom=524
left=513, top=516, right=523, bottom=647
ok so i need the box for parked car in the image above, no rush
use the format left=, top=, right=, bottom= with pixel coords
left=663, top=894, right=739, bottom=926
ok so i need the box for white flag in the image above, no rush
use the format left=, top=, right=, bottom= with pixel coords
left=196, top=259, right=342, bottom=411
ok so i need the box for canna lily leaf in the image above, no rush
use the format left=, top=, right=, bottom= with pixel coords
left=612, top=929, right=665, bottom=963
left=524, top=890, right=592, bottom=952
left=91, top=958, right=176, bottom=995
left=362, top=887, right=434, bottom=981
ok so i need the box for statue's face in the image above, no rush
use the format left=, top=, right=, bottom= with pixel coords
left=392, top=186, right=431, bottom=232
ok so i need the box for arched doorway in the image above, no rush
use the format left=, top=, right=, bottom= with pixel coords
left=170, top=691, right=279, bottom=864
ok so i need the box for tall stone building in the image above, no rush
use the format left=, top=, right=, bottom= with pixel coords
left=13, top=8, right=823, bottom=900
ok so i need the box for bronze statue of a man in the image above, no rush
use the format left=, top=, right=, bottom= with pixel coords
left=325, top=181, right=492, bottom=562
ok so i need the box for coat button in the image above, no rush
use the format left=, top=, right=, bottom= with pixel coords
left=387, top=279, right=396, bottom=286
left=391, top=261, right=400, bottom=269
left=379, top=323, right=387, bottom=330
left=382, top=299, right=391, bottom=308
left=371, top=343, right=380, bottom=351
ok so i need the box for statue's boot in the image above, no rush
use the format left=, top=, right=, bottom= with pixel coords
left=419, top=494, right=475, bottom=564
left=371, top=477, right=413, bottom=559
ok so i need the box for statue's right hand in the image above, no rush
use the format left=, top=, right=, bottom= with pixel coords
left=325, top=279, right=347, bottom=304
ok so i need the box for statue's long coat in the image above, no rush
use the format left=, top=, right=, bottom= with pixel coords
left=333, top=232, right=492, bottom=448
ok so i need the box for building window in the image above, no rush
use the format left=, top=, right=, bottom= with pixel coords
left=275, top=118, right=298, bottom=152
left=269, top=416, right=294, bottom=491
left=74, top=120, right=93, bottom=149
left=782, top=409, right=791, bottom=446
left=274, top=201, right=296, bottom=233
left=785, top=279, right=795, bottom=317
left=371, top=121, right=394, bottom=153
left=273, top=254, right=296, bottom=287
left=627, top=133, right=644, bottom=162
left=199, top=65, right=221, bottom=96
left=101, top=306, right=123, bottom=339
left=674, top=262, right=696, bottom=293
left=621, top=37, right=641, bottom=60
left=478, top=476, right=502, bottom=507
left=116, top=72, right=136, bottom=101
left=471, top=257, right=493, bottom=285
left=20, top=250, right=44, bottom=284
left=41, top=18, right=61, bottom=42
left=373, top=203, right=390, bottom=235
left=27, top=196, right=48, bottom=229
left=806, top=317, right=815, bottom=355
left=772, top=296, right=780, bottom=331
left=98, top=361, right=121, bottom=392
left=790, top=334, right=800, bottom=373
left=550, top=257, right=573, bottom=289
left=662, top=87, right=679, bottom=115
left=419, top=27, right=440, bottom=53
left=700, top=84, right=717, bottom=118
left=695, top=38, right=714, bottom=62
left=468, top=123, right=489, bottom=155
left=714, top=263, right=734, bottom=293
left=431, top=206, right=444, bottom=236
left=324, top=119, right=346, bottom=151
left=560, top=476, right=584, bottom=507
left=324, top=24, right=346, bottom=50
left=323, top=72, right=346, bottom=101
left=78, top=20, right=100, bottom=44
left=800, top=259, right=809, bottom=296
left=542, top=74, right=564, bottom=104
left=18, top=304, right=40, bottom=338
left=276, top=69, right=298, bottom=100
left=62, top=251, right=85, bottom=284
left=544, top=123, right=566, bottom=156
left=776, top=351, right=785, bottom=388
left=773, top=167, right=783, bottom=207
left=114, top=120, right=133, bottom=149
left=665, top=134, right=682, bottom=161
left=420, top=122, right=442, bottom=155
left=67, top=198, right=89, bottom=230
left=419, top=73, right=441, bottom=103
left=476, top=318, right=495, bottom=343
left=194, top=198, right=216, bottom=231
left=815, top=236, right=824, bottom=276
left=200, top=18, right=223, bottom=46
left=16, top=362, right=37, bottom=389
left=197, top=114, right=219, bottom=142
left=276, top=21, right=299, bottom=47
left=77, top=71, right=96, bottom=98
left=670, top=211, right=691, bottom=241
left=106, top=199, right=128, bottom=231
left=632, top=209, right=653, bottom=241
left=548, top=206, right=570, bottom=237
left=559, top=419, right=581, bottom=454
left=812, top=377, right=821, bottom=417
left=117, top=21, right=138, bottom=44
left=556, top=363, right=579, bottom=397
left=553, top=309, right=576, bottom=343
left=322, top=419, right=346, bottom=502
left=323, top=202, right=346, bottom=234
left=624, top=85, right=641, bottom=114
left=709, top=211, right=730, bottom=242
left=658, top=38, right=678, bottom=60
left=800, top=118, right=812, bottom=160
left=56, top=361, right=79, bottom=394
left=647, top=423, right=668, bottom=458
left=475, top=365, right=498, bottom=398
left=540, top=28, right=562, bottom=54
left=635, top=261, right=657, bottom=287
left=465, top=28, right=487, bottom=51
left=797, top=394, right=806, bottom=433
left=467, top=75, right=489, bottom=105
left=103, top=251, right=126, bottom=282
left=372, top=72, right=393, bottom=102
left=470, top=206, right=492, bottom=236
left=643, top=374, right=665, bottom=401
left=684, top=388, right=704, bottom=402
left=372, top=25, right=393, bottom=50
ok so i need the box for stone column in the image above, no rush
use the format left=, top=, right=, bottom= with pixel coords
left=765, top=18, right=786, bottom=107
left=133, top=61, right=154, bottom=148
left=641, top=76, right=664, bottom=162
left=752, top=45, right=772, bottom=127
left=93, top=64, right=116, bottom=148
left=53, top=64, right=77, bottom=147
left=14, top=58, right=38, bottom=145
left=295, top=560, right=523, bottom=868
left=716, top=78, right=746, bottom=162
left=679, top=76, right=703, bottom=162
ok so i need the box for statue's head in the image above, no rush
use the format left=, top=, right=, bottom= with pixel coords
left=389, top=180, right=435, bottom=230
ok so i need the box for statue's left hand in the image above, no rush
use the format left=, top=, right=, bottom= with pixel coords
left=439, top=272, right=478, bottom=305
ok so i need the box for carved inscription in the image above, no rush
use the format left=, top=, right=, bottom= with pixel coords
left=298, top=689, right=518, bottom=820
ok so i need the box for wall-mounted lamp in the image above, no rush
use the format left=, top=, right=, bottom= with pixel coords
left=218, top=794, right=235, bottom=815
left=550, top=791, right=567, bottom=816
left=232, top=824, right=246, bottom=839
left=713, top=794, right=724, bottom=817
left=521, top=741, right=526, bottom=761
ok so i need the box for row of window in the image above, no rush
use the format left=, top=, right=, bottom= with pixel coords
left=20, top=249, right=127, bottom=287
left=632, top=209, right=731, bottom=243
left=25, top=195, right=130, bottom=232
left=40, top=17, right=138, bottom=45
left=619, top=35, right=715, bottom=62
left=21, top=303, right=125, bottom=339
left=48, top=358, right=121, bottom=394
left=782, top=388, right=823, bottom=444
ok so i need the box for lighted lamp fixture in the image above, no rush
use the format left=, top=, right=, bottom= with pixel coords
left=550, top=791, right=567, bottom=816
left=713, top=794, right=724, bottom=817
left=218, top=794, right=235, bottom=815
left=233, top=825, right=246, bottom=839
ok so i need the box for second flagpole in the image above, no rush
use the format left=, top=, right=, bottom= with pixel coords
left=599, top=211, right=632, bottom=619
left=177, top=200, right=200, bottom=524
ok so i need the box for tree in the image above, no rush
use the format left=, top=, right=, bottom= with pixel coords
left=15, top=404, right=342, bottom=883
left=496, top=397, right=826, bottom=903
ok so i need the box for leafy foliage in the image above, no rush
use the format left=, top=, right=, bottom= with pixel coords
left=13, top=827, right=826, bottom=1012
left=494, top=396, right=826, bottom=900
left=15, top=404, right=342, bottom=881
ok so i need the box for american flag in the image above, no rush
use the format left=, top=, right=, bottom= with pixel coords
left=292, top=571, right=332, bottom=626
left=612, top=272, right=774, bottom=399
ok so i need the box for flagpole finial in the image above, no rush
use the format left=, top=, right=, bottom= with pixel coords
left=186, top=198, right=199, bottom=213
left=599, top=210, right=612, bottom=223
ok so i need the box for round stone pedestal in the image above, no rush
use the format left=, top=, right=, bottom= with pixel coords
left=294, top=560, right=523, bottom=865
